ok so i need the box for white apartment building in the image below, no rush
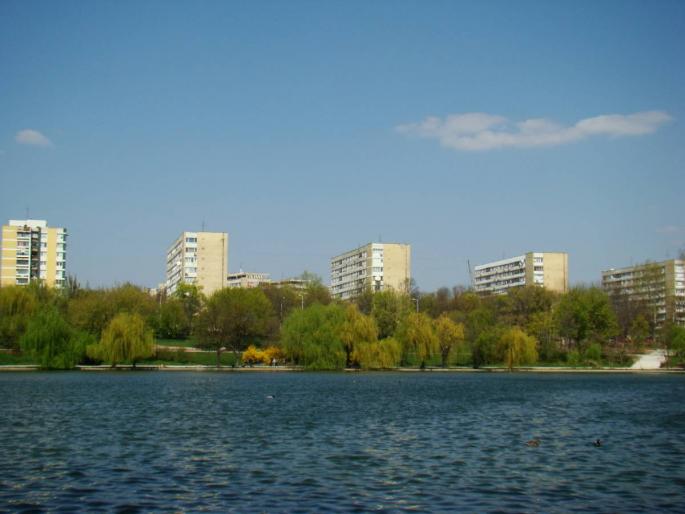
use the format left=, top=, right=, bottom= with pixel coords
left=165, top=231, right=228, bottom=296
left=602, top=259, right=685, bottom=328
left=473, top=252, right=568, bottom=295
left=330, top=242, right=411, bottom=300
left=227, top=271, right=271, bottom=289
left=1, top=219, right=67, bottom=288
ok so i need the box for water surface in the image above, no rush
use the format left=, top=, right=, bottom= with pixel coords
left=1, top=372, right=684, bottom=512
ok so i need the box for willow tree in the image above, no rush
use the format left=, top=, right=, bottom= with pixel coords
left=339, top=304, right=378, bottom=367
left=0, top=285, right=37, bottom=350
left=281, top=303, right=346, bottom=370
left=352, top=337, right=402, bottom=370
left=20, top=306, right=88, bottom=369
left=434, top=314, right=465, bottom=368
left=88, top=312, right=154, bottom=367
left=398, top=312, right=438, bottom=368
left=497, top=327, right=538, bottom=371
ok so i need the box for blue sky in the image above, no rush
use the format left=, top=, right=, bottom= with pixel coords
left=1, top=0, right=683, bottom=290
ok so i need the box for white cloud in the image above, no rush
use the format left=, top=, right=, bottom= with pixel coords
left=396, top=111, right=672, bottom=151
left=15, top=129, right=53, bottom=147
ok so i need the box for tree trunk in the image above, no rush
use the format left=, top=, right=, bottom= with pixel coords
left=216, top=348, right=222, bottom=368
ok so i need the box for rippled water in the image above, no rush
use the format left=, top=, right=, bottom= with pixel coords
left=1, top=372, right=684, bottom=513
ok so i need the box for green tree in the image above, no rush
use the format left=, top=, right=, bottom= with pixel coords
left=527, top=311, right=560, bottom=362
left=664, top=325, right=685, bottom=367
left=629, top=314, right=650, bottom=348
left=173, top=283, right=204, bottom=331
left=20, top=306, right=89, bottom=369
left=555, top=286, right=618, bottom=350
left=353, top=286, right=375, bottom=315
left=87, top=312, right=154, bottom=367
left=397, top=312, right=438, bottom=368
left=433, top=314, right=465, bottom=367
left=505, top=286, right=557, bottom=327
left=157, top=298, right=190, bottom=339
left=193, top=288, right=274, bottom=367
left=260, top=284, right=300, bottom=326
left=0, top=286, right=37, bottom=349
left=497, top=327, right=538, bottom=371
left=471, top=327, right=501, bottom=368
left=371, top=290, right=411, bottom=339
left=339, top=304, right=378, bottom=367
left=281, top=303, right=346, bottom=369
left=68, top=283, right=157, bottom=337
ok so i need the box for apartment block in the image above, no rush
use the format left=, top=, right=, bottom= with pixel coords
left=0, top=219, right=68, bottom=288
left=602, top=259, right=685, bottom=327
left=473, top=252, right=568, bottom=295
left=330, top=243, right=411, bottom=300
left=272, top=277, right=311, bottom=291
left=166, top=231, right=228, bottom=296
left=227, top=271, right=271, bottom=289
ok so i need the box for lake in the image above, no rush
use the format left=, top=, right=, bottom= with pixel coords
left=1, top=372, right=684, bottom=512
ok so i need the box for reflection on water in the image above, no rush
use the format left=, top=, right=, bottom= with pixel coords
left=1, top=372, right=684, bottom=512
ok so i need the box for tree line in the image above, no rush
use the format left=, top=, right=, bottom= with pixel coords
left=1, top=275, right=684, bottom=370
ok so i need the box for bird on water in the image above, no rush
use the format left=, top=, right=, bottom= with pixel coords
left=593, top=439, right=602, bottom=447
left=526, top=439, right=541, bottom=447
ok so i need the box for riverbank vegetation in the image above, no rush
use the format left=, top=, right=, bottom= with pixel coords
left=1, top=275, right=684, bottom=370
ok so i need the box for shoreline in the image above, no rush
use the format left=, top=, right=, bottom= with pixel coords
left=0, top=365, right=682, bottom=374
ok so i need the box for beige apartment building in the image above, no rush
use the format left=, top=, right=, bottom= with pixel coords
left=227, top=271, right=271, bottom=289
left=330, top=242, right=411, bottom=300
left=602, top=259, right=685, bottom=328
left=1, top=219, right=68, bottom=288
left=473, top=252, right=568, bottom=295
left=166, top=231, right=228, bottom=296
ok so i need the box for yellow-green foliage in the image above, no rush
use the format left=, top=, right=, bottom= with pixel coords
left=20, top=306, right=90, bottom=369
left=497, top=327, right=538, bottom=370
left=399, top=312, right=438, bottom=367
left=281, top=304, right=346, bottom=369
left=263, top=345, right=285, bottom=362
left=352, top=337, right=401, bottom=369
left=88, top=312, right=154, bottom=366
left=0, top=286, right=37, bottom=349
left=340, top=304, right=378, bottom=366
left=242, top=344, right=269, bottom=365
left=434, top=314, right=465, bottom=367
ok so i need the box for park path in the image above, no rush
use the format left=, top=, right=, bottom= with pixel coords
left=630, top=349, right=666, bottom=369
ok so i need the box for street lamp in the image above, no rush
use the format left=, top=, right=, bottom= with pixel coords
left=412, top=297, right=419, bottom=313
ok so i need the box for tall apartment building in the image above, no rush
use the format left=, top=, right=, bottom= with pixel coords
left=602, top=259, right=685, bottom=328
left=0, top=219, right=68, bottom=288
left=227, top=271, right=271, bottom=289
left=166, top=231, right=228, bottom=296
left=330, top=242, right=411, bottom=300
left=473, top=252, right=568, bottom=295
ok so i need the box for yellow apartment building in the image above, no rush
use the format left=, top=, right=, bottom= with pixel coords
left=0, top=219, right=68, bottom=288
left=330, top=242, right=411, bottom=300
left=165, top=231, right=228, bottom=296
